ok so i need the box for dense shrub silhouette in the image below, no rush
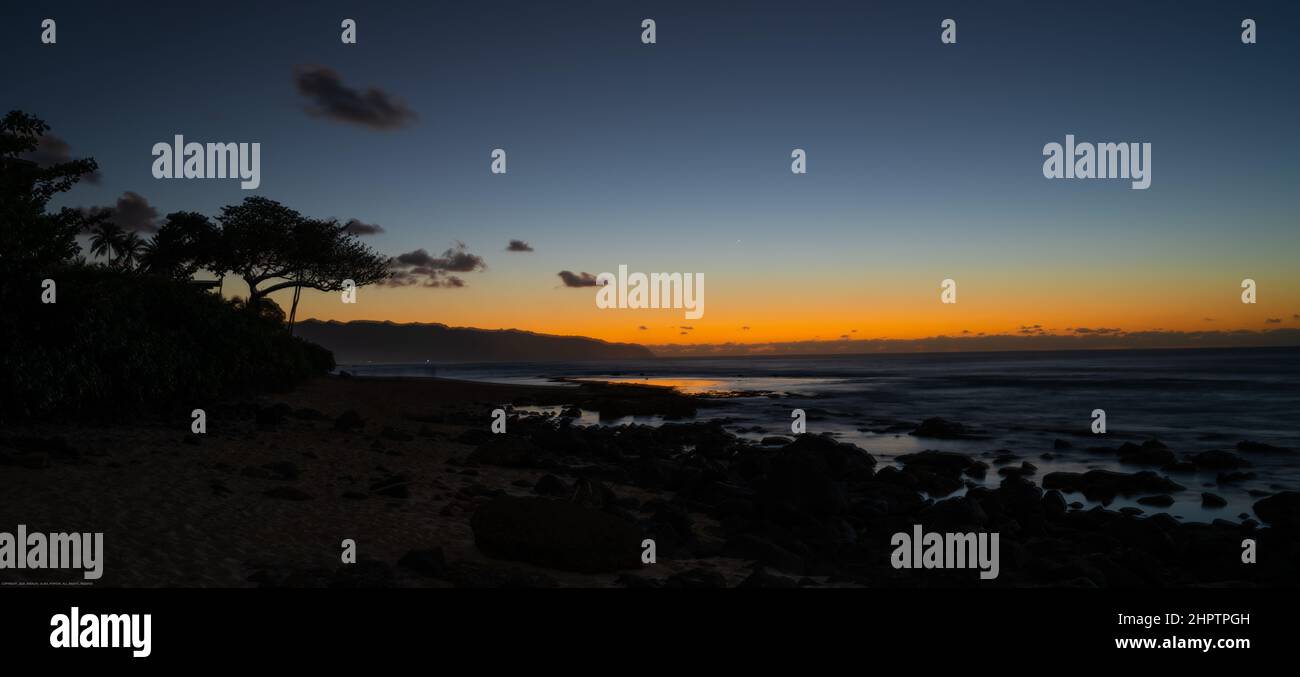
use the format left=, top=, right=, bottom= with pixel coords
left=0, top=267, right=334, bottom=422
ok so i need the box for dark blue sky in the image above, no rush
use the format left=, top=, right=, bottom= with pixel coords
left=5, top=0, right=1298, bottom=342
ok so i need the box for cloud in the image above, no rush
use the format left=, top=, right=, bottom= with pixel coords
left=1072, top=327, right=1122, bottom=335
left=22, top=133, right=102, bottom=184
left=507, top=240, right=534, bottom=252
left=78, top=191, right=158, bottom=232
left=558, top=271, right=602, bottom=287
left=1293, top=314, right=1300, bottom=320
left=1265, top=318, right=1282, bottom=324
left=638, top=325, right=648, bottom=330
left=387, top=242, right=485, bottom=288
left=342, top=219, right=385, bottom=236
left=293, top=64, right=417, bottom=130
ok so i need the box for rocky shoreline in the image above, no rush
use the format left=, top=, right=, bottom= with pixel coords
left=2, top=375, right=1297, bottom=588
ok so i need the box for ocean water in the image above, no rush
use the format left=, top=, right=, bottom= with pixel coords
left=341, top=347, right=1300, bottom=523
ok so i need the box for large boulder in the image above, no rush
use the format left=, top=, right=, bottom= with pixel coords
left=896, top=450, right=978, bottom=475
left=1253, top=492, right=1300, bottom=529
left=471, top=497, right=644, bottom=573
left=757, top=434, right=876, bottom=515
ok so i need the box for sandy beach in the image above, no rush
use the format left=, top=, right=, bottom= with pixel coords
left=0, top=376, right=745, bottom=587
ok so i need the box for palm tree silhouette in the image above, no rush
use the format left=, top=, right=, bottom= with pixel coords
left=88, top=221, right=124, bottom=261
left=117, top=231, right=144, bottom=269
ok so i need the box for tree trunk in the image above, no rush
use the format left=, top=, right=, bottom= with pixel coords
left=288, top=274, right=303, bottom=336
left=246, top=279, right=261, bottom=311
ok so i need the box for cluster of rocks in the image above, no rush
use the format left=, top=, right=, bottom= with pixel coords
left=210, top=396, right=1300, bottom=587
left=456, top=414, right=1300, bottom=587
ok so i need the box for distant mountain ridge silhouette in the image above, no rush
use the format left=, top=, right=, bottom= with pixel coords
left=296, top=319, right=655, bottom=363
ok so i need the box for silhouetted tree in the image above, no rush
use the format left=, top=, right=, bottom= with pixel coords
left=0, top=111, right=99, bottom=281
left=117, top=231, right=144, bottom=269
left=88, top=221, right=123, bottom=260
left=214, top=197, right=390, bottom=333
left=141, top=211, right=222, bottom=280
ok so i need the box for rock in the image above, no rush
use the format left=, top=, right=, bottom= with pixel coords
left=334, top=410, right=365, bottom=432
left=998, top=461, right=1036, bottom=478
left=896, top=450, right=978, bottom=474
left=398, top=548, right=447, bottom=578
left=1136, top=494, right=1174, bottom=507
left=1000, top=474, right=1043, bottom=509
left=1216, top=471, right=1255, bottom=485
left=757, top=435, right=876, bottom=515
left=992, top=451, right=1020, bottom=466
left=1042, top=490, right=1067, bottom=516
left=559, top=405, right=582, bottom=418
left=1201, top=492, right=1227, bottom=508
left=920, top=495, right=987, bottom=531
left=471, top=497, right=644, bottom=573
left=1253, top=492, right=1300, bottom=528
left=1192, top=450, right=1248, bottom=469
left=1236, top=441, right=1293, bottom=455
left=533, top=473, right=570, bottom=497
left=1117, top=439, right=1177, bottom=466
left=910, top=417, right=980, bottom=439
left=263, top=486, right=313, bottom=501
left=901, top=467, right=963, bottom=497
left=569, top=477, right=617, bottom=510
left=1042, top=470, right=1184, bottom=501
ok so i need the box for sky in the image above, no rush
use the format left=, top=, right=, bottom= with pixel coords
left=6, top=0, right=1299, bottom=352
